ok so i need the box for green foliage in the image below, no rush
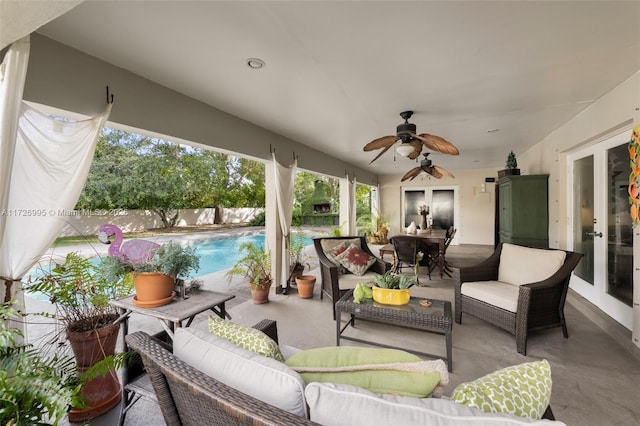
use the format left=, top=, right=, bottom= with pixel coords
left=98, top=241, right=200, bottom=280
left=289, top=229, right=311, bottom=267
left=24, top=253, right=133, bottom=332
left=226, top=242, right=272, bottom=289
left=77, top=128, right=266, bottom=227
left=249, top=210, right=266, bottom=226
left=506, top=150, right=518, bottom=169
left=373, top=271, right=415, bottom=290
left=0, top=301, right=82, bottom=425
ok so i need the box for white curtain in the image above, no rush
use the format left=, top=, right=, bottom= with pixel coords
left=0, top=36, right=111, bottom=308
left=272, top=153, right=297, bottom=288
left=348, top=174, right=357, bottom=236
left=0, top=35, right=30, bottom=304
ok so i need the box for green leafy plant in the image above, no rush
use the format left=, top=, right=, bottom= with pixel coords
left=98, top=241, right=200, bottom=283
left=0, top=301, right=82, bottom=426
left=372, top=271, right=415, bottom=290
left=226, top=242, right=272, bottom=289
left=25, top=252, right=133, bottom=332
left=506, top=150, right=518, bottom=169
left=134, top=241, right=200, bottom=278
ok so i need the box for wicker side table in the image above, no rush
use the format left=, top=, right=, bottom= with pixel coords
left=335, top=289, right=453, bottom=372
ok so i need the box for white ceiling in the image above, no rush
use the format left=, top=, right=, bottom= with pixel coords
left=38, top=1, right=640, bottom=175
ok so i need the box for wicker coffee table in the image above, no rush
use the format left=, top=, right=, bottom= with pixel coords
left=335, top=289, right=453, bottom=372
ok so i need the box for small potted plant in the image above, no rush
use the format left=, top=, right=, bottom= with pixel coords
left=24, top=252, right=133, bottom=422
left=99, top=241, right=200, bottom=308
left=371, top=270, right=415, bottom=306
left=226, top=242, right=272, bottom=304
left=499, top=150, right=520, bottom=177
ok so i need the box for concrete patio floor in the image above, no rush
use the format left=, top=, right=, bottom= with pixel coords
left=52, top=242, right=640, bottom=426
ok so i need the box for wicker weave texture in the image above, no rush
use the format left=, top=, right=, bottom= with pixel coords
left=454, top=243, right=582, bottom=355
left=126, top=328, right=317, bottom=425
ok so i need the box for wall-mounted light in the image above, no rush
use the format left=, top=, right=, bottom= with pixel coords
left=395, top=143, right=414, bottom=157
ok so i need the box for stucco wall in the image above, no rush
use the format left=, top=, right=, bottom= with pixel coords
left=58, top=207, right=263, bottom=237
left=519, top=72, right=640, bottom=249
left=379, top=168, right=499, bottom=245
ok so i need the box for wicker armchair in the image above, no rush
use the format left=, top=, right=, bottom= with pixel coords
left=454, top=243, right=583, bottom=355
left=125, top=320, right=317, bottom=426
left=313, top=236, right=391, bottom=319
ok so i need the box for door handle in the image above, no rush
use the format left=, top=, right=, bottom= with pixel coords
left=586, top=231, right=603, bottom=238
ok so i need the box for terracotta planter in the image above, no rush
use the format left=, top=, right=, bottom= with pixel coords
left=295, top=275, right=316, bottom=299
left=251, top=281, right=272, bottom=304
left=66, top=321, right=121, bottom=422
left=133, top=272, right=175, bottom=308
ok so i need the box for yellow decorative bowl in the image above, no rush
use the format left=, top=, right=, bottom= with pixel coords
left=372, top=286, right=410, bottom=305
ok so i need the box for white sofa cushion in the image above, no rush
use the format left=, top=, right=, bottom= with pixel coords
left=461, top=281, right=520, bottom=313
left=498, top=244, right=566, bottom=286
left=304, top=382, right=564, bottom=426
left=173, top=327, right=307, bottom=418
left=335, top=271, right=379, bottom=290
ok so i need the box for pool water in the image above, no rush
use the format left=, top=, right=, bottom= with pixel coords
left=194, top=233, right=266, bottom=276
left=26, top=232, right=314, bottom=291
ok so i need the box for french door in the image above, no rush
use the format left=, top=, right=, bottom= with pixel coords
left=568, top=130, right=633, bottom=329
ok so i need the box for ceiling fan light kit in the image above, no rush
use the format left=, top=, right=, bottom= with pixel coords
left=396, top=143, right=415, bottom=157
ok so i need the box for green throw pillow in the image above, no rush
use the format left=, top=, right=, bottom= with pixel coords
left=285, top=346, right=443, bottom=398
left=208, top=316, right=285, bottom=362
left=450, top=359, right=552, bottom=419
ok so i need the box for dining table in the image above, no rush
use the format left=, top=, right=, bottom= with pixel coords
left=392, top=229, right=449, bottom=279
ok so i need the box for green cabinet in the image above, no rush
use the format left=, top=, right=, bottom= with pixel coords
left=497, top=174, right=549, bottom=248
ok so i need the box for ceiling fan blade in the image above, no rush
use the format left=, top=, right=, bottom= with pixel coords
left=401, top=167, right=422, bottom=182
left=434, top=165, right=455, bottom=178
left=363, top=135, right=398, bottom=152
left=414, top=133, right=460, bottom=155
left=425, top=166, right=443, bottom=179
left=368, top=144, right=394, bottom=164
left=407, top=140, right=423, bottom=160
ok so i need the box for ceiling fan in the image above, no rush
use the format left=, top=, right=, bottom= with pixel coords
left=401, top=152, right=455, bottom=181
left=363, top=111, right=459, bottom=164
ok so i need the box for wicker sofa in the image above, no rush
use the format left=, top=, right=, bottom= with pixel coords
left=454, top=243, right=583, bottom=355
left=126, top=320, right=564, bottom=425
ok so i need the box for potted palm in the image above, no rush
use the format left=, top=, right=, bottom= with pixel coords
left=24, top=252, right=133, bottom=422
left=99, top=241, right=200, bottom=308
left=226, top=242, right=272, bottom=304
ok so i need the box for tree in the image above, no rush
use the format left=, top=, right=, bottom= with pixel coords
left=77, top=129, right=266, bottom=228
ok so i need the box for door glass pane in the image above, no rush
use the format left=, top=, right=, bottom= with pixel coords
left=403, top=190, right=425, bottom=227
left=432, top=190, right=454, bottom=230
left=606, top=144, right=633, bottom=306
left=573, top=155, right=594, bottom=285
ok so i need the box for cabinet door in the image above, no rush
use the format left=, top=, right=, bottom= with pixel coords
left=498, top=180, right=513, bottom=241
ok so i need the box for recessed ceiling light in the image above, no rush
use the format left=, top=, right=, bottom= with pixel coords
left=487, top=128, right=500, bottom=133
left=247, top=58, right=265, bottom=69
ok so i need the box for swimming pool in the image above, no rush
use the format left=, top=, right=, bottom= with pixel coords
left=24, top=232, right=315, bottom=301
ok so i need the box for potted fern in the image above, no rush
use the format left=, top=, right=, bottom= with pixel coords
left=226, top=242, right=272, bottom=304
left=24, top=252, right=132, bottom=422
left=0, top=300, right=82, bottom=425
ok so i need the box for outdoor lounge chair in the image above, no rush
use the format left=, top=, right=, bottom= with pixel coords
left=454, top=243, right=582, bottom=355
left=314, top=236, right=391, bottom=319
